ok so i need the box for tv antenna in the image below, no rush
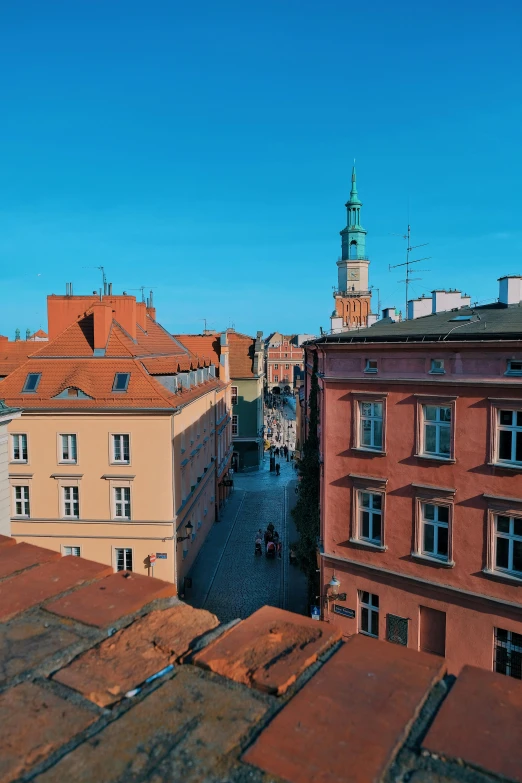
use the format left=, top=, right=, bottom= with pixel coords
left=389, top=225, right=430, bottom=318
left=83, top=266, right=108, bottom=294
left=129, top=286, right=156, bottom=303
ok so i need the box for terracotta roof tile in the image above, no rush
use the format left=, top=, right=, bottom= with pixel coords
left=174, top=334, right=221, bottom=366
left=0, top=341, right=40, bottom=375
left=228, top=331, right=257, bottom=378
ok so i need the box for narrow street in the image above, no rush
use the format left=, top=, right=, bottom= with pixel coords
left=185, top=398, right=308, bottom=623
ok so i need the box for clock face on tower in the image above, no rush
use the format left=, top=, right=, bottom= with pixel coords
left=348, top=269, right=360, bottom=281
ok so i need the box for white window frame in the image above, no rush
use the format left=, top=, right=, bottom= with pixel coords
left=13, top=485, right=30, bottom=517
left=63, top=545, right=81, bottom=557
left=358, top=401, right=383, bottom=451
left=59, top=433, right=77, bottom=464
left=422, top=404, right=452, bottom=458
left=358, top=491, right=383, bottom=546
left=62, top=486, right=80, bottom=519
left=11, top=433, right=28, bottom=463
left=494, top=514, right=522, bottom=577
left=494, top=627, right=522, bottom=679
left=232, top=415, right=238, bottom=436
left=421, top=503, right=450, bottom=561
left=113, top=487, right=131, bottom=520
left=114, top=546, right=133, bottom=571
left=111, top=433, right=130, bottom=464
left=231, top=386, right=238, bottom=405
left=359, top=591, right=379, bottom=638
left=496, top=409, right=522, bottom=467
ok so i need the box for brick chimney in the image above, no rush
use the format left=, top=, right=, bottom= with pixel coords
left=136, top=302, right=147, bottom=331
left=90, top=301, right=113, bottom=353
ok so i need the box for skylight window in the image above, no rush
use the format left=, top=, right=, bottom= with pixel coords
left=112, top=373, right=130, bottom=392
left=449, top=315, right=472, bottom=321
left=22, top=373, right=41, bottom=393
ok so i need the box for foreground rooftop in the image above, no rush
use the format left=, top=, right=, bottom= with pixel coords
left=0, top=535, right=521, bottom=783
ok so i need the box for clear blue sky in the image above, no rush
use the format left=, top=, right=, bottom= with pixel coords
left=1, top=0, right=521, bottom=339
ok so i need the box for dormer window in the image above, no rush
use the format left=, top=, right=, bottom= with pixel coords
left=364, top=360, right=378, bottom=374
left=506, top=360, right=522, bottom=376
left=430, top=359, right=445, bottom=374
left=112, top=373, right=130, bottom=392
left=67, top=388, right=79, bottom=397
left=22, top=373, right=41, bottom=393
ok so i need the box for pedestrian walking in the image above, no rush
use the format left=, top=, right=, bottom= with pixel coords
left=275, top=463, right=280, bottom=476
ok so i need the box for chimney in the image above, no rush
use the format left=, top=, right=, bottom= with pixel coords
left=136, top=301, right=147, bottom=330
left=498, top=276, right=522, bottom=306
left=367, top=313, right=378, bottom=326
left=219, top=332, right=229, bottom=383
left=146, top=290, right=156, bottom=321
left=108, top=282, right=113, bottom=295
left=382, top=307, right=398, bottom=322
left=90, top=301, right=113, bottom=352
left=408, top=295, right=432, bottom=320
left=432, top=289, right=465, bottom=314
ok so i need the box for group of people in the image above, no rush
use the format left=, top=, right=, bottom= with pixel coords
left=255, top=524, right=282, bottom=557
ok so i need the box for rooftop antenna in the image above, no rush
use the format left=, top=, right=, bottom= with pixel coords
left=129, top=286, right=156, bottom=303
left=83, top=266, right=108, bottom=295
left=388, top=225, right=431, bottom=318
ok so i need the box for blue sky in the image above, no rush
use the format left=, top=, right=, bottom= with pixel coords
left=1, top=0, right=521, bottom=339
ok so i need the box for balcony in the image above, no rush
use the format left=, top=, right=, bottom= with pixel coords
left=333, top=289, right=371, bottom=298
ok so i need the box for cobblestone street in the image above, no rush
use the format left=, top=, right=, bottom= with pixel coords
left=185, top=399, right=308, bottom=623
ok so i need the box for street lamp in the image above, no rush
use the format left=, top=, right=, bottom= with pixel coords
left=327, top=574, right=347, bottom=602
left=177, top=520, right=194, bottom=543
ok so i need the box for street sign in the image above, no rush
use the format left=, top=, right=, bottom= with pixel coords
left=156, top=553, right=167, bottom=559
left=311, top=605, right=320, bottom=621
left=333, top=605, right=355, bottom=618
left=149, top=554, right=156, bottom=564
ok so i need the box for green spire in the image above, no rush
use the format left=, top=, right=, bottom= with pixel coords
left=340, top=162, right=366, bottom=260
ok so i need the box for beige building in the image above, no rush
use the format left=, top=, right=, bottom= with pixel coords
left=0, top=291, right=232, bottom=592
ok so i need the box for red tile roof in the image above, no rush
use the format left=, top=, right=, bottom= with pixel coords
left=228, top=331, right=257, bottom=378
left=0, top=311, right=223, bottom=410
left=174, top=334, right=221, bottom=366
left=0, top=341, right=40, bottom=375
left=0, top=536, right=518, bottom=783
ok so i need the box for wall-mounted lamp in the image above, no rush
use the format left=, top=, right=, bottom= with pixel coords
left=326, top=574, right=347, bottom=602
left=177, top=520, right=194, bottom=543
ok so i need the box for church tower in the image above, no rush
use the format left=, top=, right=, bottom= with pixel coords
left=331, top=166, right=371, bottom=332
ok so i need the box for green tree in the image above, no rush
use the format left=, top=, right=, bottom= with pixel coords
left=292, top=350, right=320, bottom=605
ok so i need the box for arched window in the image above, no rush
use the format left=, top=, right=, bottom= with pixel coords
left=350, top=241, right=357, bottom=259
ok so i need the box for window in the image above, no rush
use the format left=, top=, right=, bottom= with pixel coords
left=494, top=515, right=522, bottom=576
left=494, top=628, right=522, bottom=679
left=11, top=434, right=28, bottom=462
left=232, top=415, right=238, bottom=436
left=430, top=359, right=445, bottom=374
left=421, top=503, right=449, bottom=561
left=359, top=592, right=379, bottom=637
left=386, top=614, right=409, bottom=646
left=506, top=361, right=522, bottom=376
left=112, top=434, right=130, bottom=464
left=63, top=546, right=81, bottom=557
left=285, top=364, right=290, bottom=370
left=14, top=486, right=30, bottom=517
left=497, top=410, right=522, bottom=466
left=60, top=434, right=77, bottom=463
left=274, top=364, right=279, bottom=369
left=231, top=386, right=238, bottom=405
left=274, top=375, right=278, bottom=383
left=112, top=373, right=130, bottom=392
left=358, top=491, right=382, bottom=545
left=22, top=373, right=41, bottom=393
left=113, top=487, right=131, bottom=519
left=422, top=405, right=451, bottom=458
left=63, top=487, right=79, bottom=518
left=364, top=359, right=378, bottom=373
left=115, top=547, right=133, bottom=571
left=359, top=401, right=383, bottom=450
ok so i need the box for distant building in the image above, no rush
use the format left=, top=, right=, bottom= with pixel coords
left=175, top=330, right=265, bottom=472
left=330, top=167, right=375, bottom=333
left=0, top=401, right=21, bottom=537
left=307, top=275, right=522, bottom=676
left=265, top=333, right=305, bottom=393
left=27, top=329, right=49, bottom=341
